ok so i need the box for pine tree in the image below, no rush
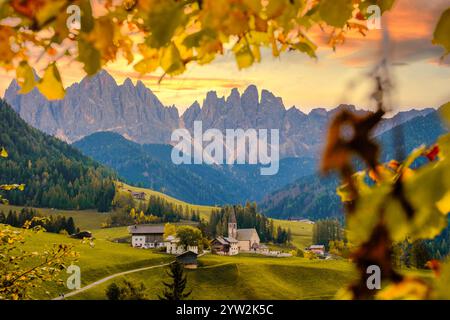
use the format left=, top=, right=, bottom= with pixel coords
left=66, top=217, right=76, bottom=235
left=159, top=262, right=191, bottom=300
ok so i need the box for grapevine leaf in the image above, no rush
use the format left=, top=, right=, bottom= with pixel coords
left=145, top=1, right=186, bottom=48
left=80, top=0, right=94, bottom=33
left=16, top=61, right=37, bottom=94
left=319, top=0, right=353, bottom=28
left=292, top=38, right=317, bottom=58
left=78, top=38, right=101, bottom=76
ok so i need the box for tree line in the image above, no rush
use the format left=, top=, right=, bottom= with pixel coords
left=105, top=191, right=201, bottom=227
left=312, top=219, right=344, bottom=249
left=0, top=208, right=77, bottom=235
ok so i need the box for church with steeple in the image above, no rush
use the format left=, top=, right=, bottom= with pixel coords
left=211, top=208, right=261, bottom=255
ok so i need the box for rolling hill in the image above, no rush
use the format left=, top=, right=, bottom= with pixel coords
left=69, top=254, right=355, bottom=300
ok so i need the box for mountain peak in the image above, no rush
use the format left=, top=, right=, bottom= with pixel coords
left=241, top=84, right=259, bottom=108
left=80, top=69, right=117, bottom=89
left=122, top=77, right=134, bottom=89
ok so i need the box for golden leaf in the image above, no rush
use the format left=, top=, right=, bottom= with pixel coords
left=36, top=64, right=65, bottom=100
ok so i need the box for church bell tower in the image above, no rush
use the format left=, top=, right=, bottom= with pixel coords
left=228, top=207, right=237, bottom=239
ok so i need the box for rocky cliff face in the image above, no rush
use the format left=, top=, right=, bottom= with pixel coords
left=5, top=70, right=180, bottom=144
left=5, top=70, right=433, bottom=159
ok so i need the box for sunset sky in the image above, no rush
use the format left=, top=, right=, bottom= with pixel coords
left=0, top=0, right=449, bottom=114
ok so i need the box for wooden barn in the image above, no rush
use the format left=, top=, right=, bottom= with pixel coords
left=176, top=251, right=198, bottom=269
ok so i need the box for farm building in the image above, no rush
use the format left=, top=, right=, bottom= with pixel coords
left=176, top=251, right=198, bottom=269
left=130, top=191, right=146, bottom=200
left=128, top=225, right=165, bottom=248
left=308, top=245, right=325, bottom=255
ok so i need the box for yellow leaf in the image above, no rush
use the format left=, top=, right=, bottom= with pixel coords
left=439, top=101, right=450, bottom=127
left=436, top=190, right=450, bottom=214
left=432, top=8, right=450, bottom=55
left=233, top=39, right=254, bottom=69
left=134, top=58, right=159, bottom=74
left=0, top=147, right=8, bottom=158
left=377, top=277, right=430, bottom=300
left=36, top=64, right=65, bottom=100
left=16, top=61, right=37, bottom=94
left=160, top=43, right=186, bottom=75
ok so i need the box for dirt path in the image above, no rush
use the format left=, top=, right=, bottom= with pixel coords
left=53, top=260, right=174, bottom=300
left=53, top=252, right=206, bottom=300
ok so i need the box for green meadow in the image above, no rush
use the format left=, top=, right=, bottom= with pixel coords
left=0, top=203, right=108, bottom=231
left=1, top=183, right=343, bottom=300
left=4, top=226, right=170, bottom=299
left=69, top=254, right=355, bottom=300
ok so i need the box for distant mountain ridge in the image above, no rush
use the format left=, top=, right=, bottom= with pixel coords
left=4, top=70, right=433, bottom=159
left=259, top=109, right=448, bottom=220
left=73, top=131, right=317, bottom=205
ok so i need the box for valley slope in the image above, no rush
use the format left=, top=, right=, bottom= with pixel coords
left=0, top=99, right=115, bottom=211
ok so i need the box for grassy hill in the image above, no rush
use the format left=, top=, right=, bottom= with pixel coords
left=117, top=181, right=220, bottom=220
left=118, top=182, right=313, bottom=248
left=0, top=225, right=172, bottom=300
left=274, top=219, right=313, bottom=249
left=69, top=254, right=355, bottom=300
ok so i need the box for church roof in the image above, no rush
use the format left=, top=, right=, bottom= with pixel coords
left=236, top=228, right=258, bottom=241
left=213, top=236, right=238, bottom=244
left=128, top=225, right=164, bottom=235
left=223, top=236, right=238, bottom=243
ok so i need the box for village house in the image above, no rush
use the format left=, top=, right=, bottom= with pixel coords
left=128, top=225, right=165, bottom=248
left=211, top=236, right=239, bottom=255
left=130, top=191, right=146, bottom=200
left=211, top=209, right=261, bottom=255
left=165, top=235, right=199, bottom=255
left=308, top=244, right=325, bottom=256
